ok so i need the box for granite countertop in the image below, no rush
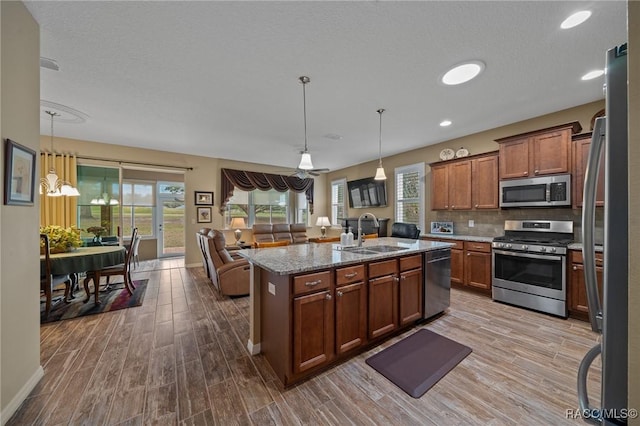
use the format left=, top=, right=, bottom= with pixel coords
left=567, top=242, right=604, bottom=252
left=237, top=237, right=455, bottom=275
left=422, top=233, right=494, bottom=243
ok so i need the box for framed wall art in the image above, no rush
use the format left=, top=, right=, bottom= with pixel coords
left=195, top=191, right=213, bottom=205
left=4, top=139, right=36, bottom=206
left=197, top=206, right=212, bottom=223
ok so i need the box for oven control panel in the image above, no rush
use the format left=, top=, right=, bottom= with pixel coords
left=492, top=242, right=565, bottom=255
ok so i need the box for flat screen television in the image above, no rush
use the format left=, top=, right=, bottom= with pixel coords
left=347, top=177, right=387, bottom=208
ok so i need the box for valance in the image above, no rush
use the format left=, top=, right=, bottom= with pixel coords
left=220, top=168, right=314, bottom=214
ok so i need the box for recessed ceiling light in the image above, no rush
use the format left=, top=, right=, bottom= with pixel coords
left=581, top=70, right=605, bottom=81
left=561, top=11, right=592, bottom=29
left=441, top=61, right=485, bottom=85
left=440, top=120, right=452, bottom=127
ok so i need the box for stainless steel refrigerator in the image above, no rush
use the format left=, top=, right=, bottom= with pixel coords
left=579, top=44, right=628, bottom=425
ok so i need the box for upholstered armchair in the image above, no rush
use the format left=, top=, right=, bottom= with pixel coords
left=290, top=223, right=309, bottom=244
left=252, top=224, right=274, bottom=245
left=203, top=230, right=250, bottom=296
left=272, top=224, right=292, bottom=242
left=196, top=228, right=212, bottom=278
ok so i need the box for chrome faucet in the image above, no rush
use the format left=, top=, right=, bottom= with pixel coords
left=357, top=213, right=379, bottom=247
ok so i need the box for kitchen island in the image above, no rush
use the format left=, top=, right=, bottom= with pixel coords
left=238, top=237, right=453, bottom=387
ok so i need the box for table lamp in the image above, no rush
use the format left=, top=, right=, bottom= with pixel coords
left=230, top=218, right=246, bottom=244
left=315, top=216, right=331, bottom=238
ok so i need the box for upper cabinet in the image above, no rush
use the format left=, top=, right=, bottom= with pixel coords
left=430, top=152, right=499, bottom=211
left=572, top=132, right=605, bottom=208
left=495, top=122, right=582, bottom=179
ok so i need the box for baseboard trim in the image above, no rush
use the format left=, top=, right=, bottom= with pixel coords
left=247, top=340, right=261, bottom=355
left=1, top=366, right=44, bottom=425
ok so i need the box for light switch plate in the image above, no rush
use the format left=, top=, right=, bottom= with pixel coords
left=468, top=220, right=475, bottom=227
left=268, top=282, right=276, bottom=295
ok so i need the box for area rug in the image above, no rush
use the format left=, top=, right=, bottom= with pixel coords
left=365, top=329, right=472, bottom=398
left=40, top=279, right=148, bottom=323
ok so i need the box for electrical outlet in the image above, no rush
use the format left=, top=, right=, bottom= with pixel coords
left=468, top=220, right=475, bottom=227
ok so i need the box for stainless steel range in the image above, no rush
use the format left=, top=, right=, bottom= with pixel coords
left=492, top=220, right=573, bottom=317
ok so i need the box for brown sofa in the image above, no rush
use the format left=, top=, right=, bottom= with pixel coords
left=252, top=223, right=308, bottom=245
left=201, top=229, right=250, bottom=296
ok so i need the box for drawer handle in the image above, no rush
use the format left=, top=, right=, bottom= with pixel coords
left=305, top=280, right=322, bottom=287
left=344, top=272, right=358, bottom=279
left=337, top=291, right=343, bottom=297
left=325, top=293, right=332, bottom=300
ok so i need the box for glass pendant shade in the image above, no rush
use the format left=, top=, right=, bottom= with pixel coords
left=374, top=166, right=387, bottom=180
left=40, top=110, right=80, bottom=197
left=298, top=151, right=314, bottom=170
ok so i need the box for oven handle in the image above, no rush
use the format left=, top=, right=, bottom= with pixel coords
left=493, top=249, right=563, bottom=262
left=581, top=116, right=605, bottom=333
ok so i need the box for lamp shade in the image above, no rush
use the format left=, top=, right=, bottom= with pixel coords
left=298, top=152, right=314, bottom=170
left=230, top=218, right=246, bottom=229
left=316, top=216, right=331, bottom=227
left=374, top=166, right=387, bottom=180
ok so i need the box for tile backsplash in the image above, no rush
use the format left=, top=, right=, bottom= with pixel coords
left=429, top=208, right=604, bottom=243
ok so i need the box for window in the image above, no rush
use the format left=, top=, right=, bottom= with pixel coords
left=331, top=178, right=346, bottom=227
left=226, top=188, right=304, bottom=227
left=122, top=180, right=155, bottom=238
left=395, top=163, right=425, bottom=232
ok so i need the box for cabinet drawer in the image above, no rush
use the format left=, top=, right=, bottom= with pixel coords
left=464, top=241, right=491, bottom=253
left=368, top=259, right=398, bottom=279
left=293, top=270, right=331, bottom=295
left=336, top=264, right=365, bottom=286
left=570, top=250, right=604, bottom=266
left=399, top=254, right=422, bottom=272
left=423, top=237, right=464, bottom=250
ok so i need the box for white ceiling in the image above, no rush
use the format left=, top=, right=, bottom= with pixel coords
left=25, top=1, right=627, bottom=173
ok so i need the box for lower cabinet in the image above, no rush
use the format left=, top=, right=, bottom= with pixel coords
left=568, top=250, right=603, bottom=321
left=399, top=257, right=423, bottom=326
left=335, top=265, right=367, bottom=355
left=463, top=241, right=492, bottom=292
left=368, top=259, right=399, bottom=339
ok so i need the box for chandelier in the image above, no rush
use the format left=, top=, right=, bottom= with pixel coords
left=40, top=110, right=80, bottom=197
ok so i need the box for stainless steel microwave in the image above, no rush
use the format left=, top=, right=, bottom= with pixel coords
left=499, top=174, right=571, bottom=207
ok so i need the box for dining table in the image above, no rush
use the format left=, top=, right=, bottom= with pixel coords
left=40, top=245, right=126, bottom=305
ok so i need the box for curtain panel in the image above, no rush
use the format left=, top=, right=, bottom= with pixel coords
left=220, top=168, right=314, bottom=215
left=40, top=153, right=79, bottom=227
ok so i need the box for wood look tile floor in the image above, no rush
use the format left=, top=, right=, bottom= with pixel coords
left=9, top=258, right=602, bottom=425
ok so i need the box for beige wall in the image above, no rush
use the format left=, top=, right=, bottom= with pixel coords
left=40, top=137, right=329, bottom=265
left=327, top=100, right=604, bottom=236
left=0, top=1, right=42, bottom=422
left=628, top=1, right=639, bottom=422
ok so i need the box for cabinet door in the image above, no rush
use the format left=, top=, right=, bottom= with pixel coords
left=293, top=291, right=334, bottom=374
left=448, top=161, right=472, bottom=210
left=531, top=130, right=570, bottom=176
left=464, top=251, right=492, bottom=291
left=573, top=137, right=605, bottom=208
left=335, top=282, right=367, bottom=355
left=570, top=263, right=604, bottom=317
left=399, top=268, right=423, bottom=326
left=472, top=155, right=499, bottom=209
left=499, top=138, right=530, bottom=179
left=450, top=248, right=464, bottom=284
left=431, top=164, right=449, bottom=210
left=368, top=275, right=398, bottom=339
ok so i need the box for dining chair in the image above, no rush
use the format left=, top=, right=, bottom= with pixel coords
left=127, top=234, right=142, bottom=286
left=40, top=234, right=73, bottom=319
left=84, top=227, right=138, bottom=300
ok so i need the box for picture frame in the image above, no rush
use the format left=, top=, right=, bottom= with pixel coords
left=431, top=221, right=454, bottom=234
left=195, top=191, right=213, bottom=205
left=4, top=139, right=36, bottom=206
left=197, top=206, right=212, bottom=223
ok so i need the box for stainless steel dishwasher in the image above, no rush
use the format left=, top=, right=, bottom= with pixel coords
left=424, top=248, right=451, bottom=319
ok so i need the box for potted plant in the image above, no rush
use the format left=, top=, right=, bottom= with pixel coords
left=86, top=226, right=109, bottom=242
left=40, top=225, right=82, bottom=253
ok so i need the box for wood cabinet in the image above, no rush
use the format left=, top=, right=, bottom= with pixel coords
left=496, top=122, right=581, bottom=179
left=463, top=241, right=492, bottom=292
left=368, top=259, right=399, bottom=339
left=572, top=132, right=605, bottom=208
left=430, top=152, right=499, bottom=211
left=568, top=250, right=604, bottom=321
left=335, top=265, right=367, bottom=355
left=398, top=255, right=423, bottom=326
left=422, top=238, right=491, bottom=294
left=292, top=270, right=333, bottom=374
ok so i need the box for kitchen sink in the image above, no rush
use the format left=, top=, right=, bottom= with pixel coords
left=340, top=247, right=378, bottom=255
left=365, top=245, right=409, bottom=253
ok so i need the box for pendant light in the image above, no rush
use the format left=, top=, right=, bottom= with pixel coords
left=40, top=110, right=80, bottom=196
left=297, top=76, right=314, bottom=170
left=374, top=108, right=387, bottom=180
left=90, top=176, right=118, bottom=205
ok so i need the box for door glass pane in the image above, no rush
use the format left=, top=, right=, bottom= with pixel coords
left=77, top=166, right=119, bottom=242
left=162, top=198, right=185, bottom=255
